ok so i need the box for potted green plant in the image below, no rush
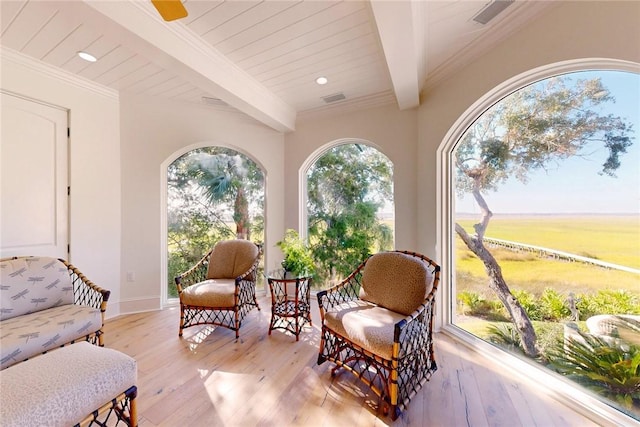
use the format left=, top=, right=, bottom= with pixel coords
left=276, top=229, right=315, bottom=277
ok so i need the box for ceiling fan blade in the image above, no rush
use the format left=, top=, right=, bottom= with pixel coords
left=151, top=0, right=188, bottom=22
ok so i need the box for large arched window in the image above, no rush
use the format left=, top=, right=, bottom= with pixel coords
left=303, top=141, right=394, bottom=290
left=163, top=145, right=265, bottom=301
left=440, top=63, right=639, bottom=421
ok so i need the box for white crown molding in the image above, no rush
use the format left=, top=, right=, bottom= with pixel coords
left=297, top=90, right=396, bottom=122
left=423, top=1, right=557, bottom=94
left=0, top=47, right=119, bottom=100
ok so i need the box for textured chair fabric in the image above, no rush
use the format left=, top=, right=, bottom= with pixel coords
left=176, top=240, right=261, bottom=339
left=317, top=250, right=440, bottom=420
left=359, top=251, right=433, bottom=316
left=324, top=299, right=405, bottom=359
left=0, top=341, right=136, bottom=426
left=207, top=240, right=259, bottom=279
left=180, top=279, right=236, bottom=308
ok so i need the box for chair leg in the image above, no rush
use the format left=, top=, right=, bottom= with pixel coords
left=268, top=309, right=275, bottom=336
left=390, top=405, right=401, bottom=421
left=128, top=386, right=138, bottom=426
left=235, top=309, right=240, bottom=339
left=330, top=365, right=341, bottom=377
left=179, top=304, right=184, bottom=337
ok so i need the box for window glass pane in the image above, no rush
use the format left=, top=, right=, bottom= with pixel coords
left=452, top=70, right=640, bottom=419
left=306, top=143, right=394, bottom=290
left=167, top=147, right=265, bottom=298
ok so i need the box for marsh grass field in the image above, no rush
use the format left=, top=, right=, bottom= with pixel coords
left=455, top=214, right=640, bottom=297
left=454, top=214, right=640, bottom=418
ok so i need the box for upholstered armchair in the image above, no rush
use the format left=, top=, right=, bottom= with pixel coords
left=175, top=239, right=262, bottom=339
left=317, top=250, right=440, bottom=420
left=0, top=256, right=110, bottom=370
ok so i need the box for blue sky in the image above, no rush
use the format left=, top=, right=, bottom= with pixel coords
left=456, top=70, right=640, bottom=215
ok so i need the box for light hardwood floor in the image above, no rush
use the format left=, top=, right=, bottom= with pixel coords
left=104, top=294, right=599, bottom=427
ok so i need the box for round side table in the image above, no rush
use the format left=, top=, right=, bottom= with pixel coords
left=266, top=269, right=312, bottom=341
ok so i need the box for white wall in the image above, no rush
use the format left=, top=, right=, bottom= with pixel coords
left=118, top=93, right=285, bottom=313
left=284, top=104, right=419, bottom=251
left=0, top=49, right=122, bottom=316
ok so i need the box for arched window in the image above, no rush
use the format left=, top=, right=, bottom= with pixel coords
left=441, top=64, right=639, bottom=420
left=164, top=146, right=265, bottom=300
left=304, top=141, right=394, bottom=290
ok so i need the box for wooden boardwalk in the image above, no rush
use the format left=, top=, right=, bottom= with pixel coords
left=483, top=236, right=640, bottom=274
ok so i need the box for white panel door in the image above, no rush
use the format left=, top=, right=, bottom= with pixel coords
left=0, top=91, right=69, bottom=259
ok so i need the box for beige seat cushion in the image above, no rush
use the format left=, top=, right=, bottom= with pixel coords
left=359, top=252, right=432, bottom=316
left=325, top=299, right=405, bottom=360
left=180, top=279, right=237, bottom=308
left=207, top=240, right=258, bottom=279
left=0, top=304, right=102, bottom=370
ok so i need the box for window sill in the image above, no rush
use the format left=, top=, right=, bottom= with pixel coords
left=441, top=325, right=637, bottom=426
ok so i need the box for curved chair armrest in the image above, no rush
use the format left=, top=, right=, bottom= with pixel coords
left=61, top=259, right=110, bottom=312
left=62, top=259, right=110, bottom=346
left=394, top=269, right=440, bottom=355
left=235, top=256, right=261, bottom=297
left=394, top=299, right=435, bottom=356
left=317, top=258, right=369, bottom=320
left=175, top=250, right=212, bottom=293
left=235, top=245, right=262, bottom=284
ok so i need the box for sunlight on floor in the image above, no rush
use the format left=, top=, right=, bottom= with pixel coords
left=185, top=326, right=217, bottom=351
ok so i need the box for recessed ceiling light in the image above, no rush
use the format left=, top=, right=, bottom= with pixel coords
left=77, top=51, right=97, bottom=62
left=315, top=76, right=328, bottom=85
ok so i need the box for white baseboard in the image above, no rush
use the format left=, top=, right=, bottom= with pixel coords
left=113, top=297, right=162, bottom=317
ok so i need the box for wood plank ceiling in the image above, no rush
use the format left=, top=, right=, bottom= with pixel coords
left=0, top=0, right=554, bottom=132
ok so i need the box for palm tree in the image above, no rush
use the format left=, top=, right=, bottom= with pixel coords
left=180, top=147, right=264, bottom=240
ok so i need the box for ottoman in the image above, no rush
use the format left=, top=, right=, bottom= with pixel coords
left=0, top=342, right=137, bottom=426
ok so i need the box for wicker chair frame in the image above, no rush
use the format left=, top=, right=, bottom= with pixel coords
left=175, top=243, right=262, bottom=339
left=61, top=258, right=111, bottom=347
left=316, top=250, right=440, bottom=420
left=75, top=385, right=137, bottom=427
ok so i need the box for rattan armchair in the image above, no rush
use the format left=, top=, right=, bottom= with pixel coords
left=175, top=239, right=261, bottom=339
left=317, top=250, right=440, bottom=420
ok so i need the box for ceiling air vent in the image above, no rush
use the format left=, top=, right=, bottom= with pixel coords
left=472, top=0, right=514, bottom=25
left=322, top=93, right=346, bottom=104
left=201, top=96, right=229, bottom=107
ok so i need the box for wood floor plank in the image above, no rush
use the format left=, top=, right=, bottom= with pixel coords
left=101, top=295, right=606, bottom=426
left=446, top=338, right=491, bottom=427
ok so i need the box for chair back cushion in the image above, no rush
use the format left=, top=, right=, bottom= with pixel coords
left=359, top=252, right=433, bottom=316
left=0, top=256, right=74, bottom=321
left=206, top=240, right=259, bottom=279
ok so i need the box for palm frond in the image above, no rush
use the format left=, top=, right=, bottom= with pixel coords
left=548, top=329, right=640, bottom=408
